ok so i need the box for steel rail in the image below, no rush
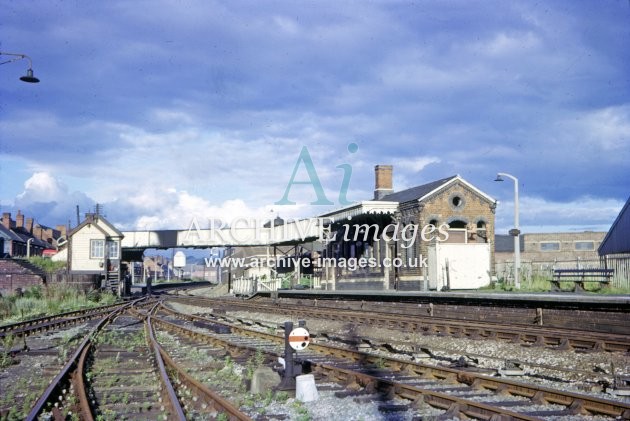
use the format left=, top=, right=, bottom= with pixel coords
left=143, top=303, right=252, bottom=420
left=74, top=343, right=95, bottom=421
left=311, top=363, right=542, bottom=421
left=150, top=331, right=254, bottom=420
left=149, top=314, right=538, bottom=420
left=169, top=296, right=630, bottom=352
left=0, top=302, right=125, bottom=337
left=157, top=303, right=630, bottom=419
left=24, top=298, right=145, bottom=420
left=73, top=299, right=153, bottom=421
left=146, top=303, right=187, bottom=420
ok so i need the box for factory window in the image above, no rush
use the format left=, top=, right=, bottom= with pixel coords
left=90, top=239, right=105, bottom=258
left=574, top=241, right=594, bottom=251
left=540, top=242, right=560, bottom=251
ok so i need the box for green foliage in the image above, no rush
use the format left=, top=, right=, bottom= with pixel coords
left=0, top=334, right=16, bottom=368
left=0, top=284, right=119, bottom=325
left=274, top=391, right=289, bottom=402
left=291, top=400, right=311, bottom=421
left=27, top=256, right=66, bottom=272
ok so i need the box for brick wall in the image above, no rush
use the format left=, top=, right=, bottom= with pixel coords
left=0, top=259, right=45, bottom=295
left=407, top=180, right=496, bottom=276
left=495, top=231, right=606, bottom=264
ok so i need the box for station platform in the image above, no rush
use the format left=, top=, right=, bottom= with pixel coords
left=254, top=289, right=630, bottom=311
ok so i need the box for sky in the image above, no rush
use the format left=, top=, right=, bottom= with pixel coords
left=1, top=0, right=629, bottom=236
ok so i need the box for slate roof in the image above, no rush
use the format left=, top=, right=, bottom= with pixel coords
left=598, top=196, right=630, bottom=256
left=0, top=224, right=24, bottom=242
left=378, top=175, right=458, bottom=203
left=12, top=227, right=51, bottom=249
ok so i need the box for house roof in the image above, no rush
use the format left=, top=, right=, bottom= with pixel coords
left=0, top=224, right=24, bottom=242
left=598, top=196, right=630, bottom=256
left=378, top=175, right=495, bottom=204
left=11, top=227, right=52, bottom=249
left=69, top=214, right=124, bottom=238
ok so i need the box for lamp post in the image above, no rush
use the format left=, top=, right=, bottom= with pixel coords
left=0, top=51, right=40, bottom=83
left=495, top=172, right=520, bottom=289
left=27, top=238, right=34, bottom=258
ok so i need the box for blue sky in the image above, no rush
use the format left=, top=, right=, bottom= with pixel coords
left=1, top=0, right=628, bottom=234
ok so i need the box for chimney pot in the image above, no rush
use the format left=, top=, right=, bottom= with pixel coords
left=16, top=211, right=24, bottom=228
left=2, top=212, right=12, bottom=230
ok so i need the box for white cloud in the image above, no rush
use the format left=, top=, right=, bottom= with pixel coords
left=580, top=106, right=630, bottom=151
left=16, top=172, right=66, bottom=203
left=474, top=32, right=541, bottom=56
left=12, top=172, right=94, bottom=225
left=396, top=156, right=441, bottom=173
left=495, top=195, right=624, bottom=233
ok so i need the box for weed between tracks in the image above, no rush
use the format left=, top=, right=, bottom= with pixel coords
left=155, top=330, right=303, bottom=420
left=84, top=321, right=165, bottom=420
left=0, top=334, right=16, bottom=369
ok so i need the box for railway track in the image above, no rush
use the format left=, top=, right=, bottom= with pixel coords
left=168, top=295, right=630, bottom=353
left=7, top=299, right=253, bottom=420
left=77, top=311, right=169, bottom=419
left=185, top=303, right=626, bottom=392
left=0, top=302, right=127, bottom=339
left=0, top=303, right=133, bottom=419
left=156, top=302, right=630, bottom=420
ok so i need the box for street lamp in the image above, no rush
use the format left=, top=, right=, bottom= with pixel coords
left=495, top=172, right=521, bottom=289
left=0, top=51, right=40, bottom=83
left=27, top=238, right=34, bottom=258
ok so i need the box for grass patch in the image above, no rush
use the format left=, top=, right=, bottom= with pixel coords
left=0, top=284, right=118, bottom=325
left=488, top=275, right=630, bottom=294
left=27, top=256, right=66, bottom=272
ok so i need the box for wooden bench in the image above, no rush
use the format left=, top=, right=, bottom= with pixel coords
left=550, top=268, right=614, bottom=292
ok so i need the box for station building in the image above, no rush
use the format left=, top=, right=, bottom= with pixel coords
left=316, top=165, right=497, bottom=291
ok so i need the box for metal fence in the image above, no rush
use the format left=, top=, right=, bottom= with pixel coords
left=496, top=256, right=630, bottom=289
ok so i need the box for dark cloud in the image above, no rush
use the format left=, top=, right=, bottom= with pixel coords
left=1, top=0, right=628, bottom=231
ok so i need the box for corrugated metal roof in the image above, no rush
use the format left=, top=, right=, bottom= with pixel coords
left=598, top=196, right=630, bottom=256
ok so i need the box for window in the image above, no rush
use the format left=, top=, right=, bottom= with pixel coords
left=107, top=240, right=119, bottom=259
left=90, top=239, right=105, bottom=258
left=540, top=242, right=560, bottom=251
left=448, top=220, right=467, bottom=229
left=575, top=241, right=594, bottom=251
left=475, top=220, right=488, bottom=242
left=449, top=193, right=465, bottom=209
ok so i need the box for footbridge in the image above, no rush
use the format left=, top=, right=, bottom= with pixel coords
left=120, top=218, right=329, bottom=250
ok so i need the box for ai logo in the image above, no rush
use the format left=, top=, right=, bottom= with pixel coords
left=275, top=143, right=358, bottom=206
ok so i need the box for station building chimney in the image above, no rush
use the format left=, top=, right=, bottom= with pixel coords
left=374, top=165, right=394, bottom=200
